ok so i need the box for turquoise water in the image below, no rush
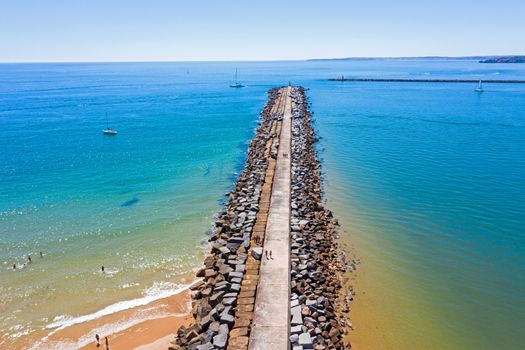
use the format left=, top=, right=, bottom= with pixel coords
left=1, top=61, right=524, bottom=348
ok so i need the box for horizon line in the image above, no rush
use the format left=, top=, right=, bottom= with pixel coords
left=1, top=54, right=524, bottom=65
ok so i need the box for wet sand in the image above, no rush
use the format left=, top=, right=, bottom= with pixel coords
left=77, top=314, right=191, bottom=350
left=10, top=290, right=193, bottom=350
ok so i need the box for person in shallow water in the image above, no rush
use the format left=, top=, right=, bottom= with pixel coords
left=13, top=263, right=16, bottom=270
left=28, top=255, right=32, bottom=263
left=101, top=265, right=105, bottom=273
left=95, top=334, right=100, bottom=347
left=105, top=336, right=110, bottom=350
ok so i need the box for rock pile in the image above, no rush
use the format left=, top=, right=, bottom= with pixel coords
left=171, top=86, right=351, bottom=350
left=170, top=88, right=281, bottom=350
left=289, top=87, right=349, bottom=349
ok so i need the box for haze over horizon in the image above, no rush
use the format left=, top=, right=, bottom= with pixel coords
left=1, top=0, right=524, bottom=63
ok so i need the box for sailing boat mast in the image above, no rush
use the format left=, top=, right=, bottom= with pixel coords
left=102, top=112, right=118, bottom=135
left=475, top=79, right=484, bottom=92
left=230, top=68, right=245, bottom=88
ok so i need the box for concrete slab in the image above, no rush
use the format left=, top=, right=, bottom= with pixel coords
left=249, top=87, right=292, bottom=350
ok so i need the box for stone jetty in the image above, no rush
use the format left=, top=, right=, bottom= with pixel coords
left=170, top=86, right=350, bottom=350
left=328, top=77, right=525, bottom=83
left=288, top=87, right=349, bottom=349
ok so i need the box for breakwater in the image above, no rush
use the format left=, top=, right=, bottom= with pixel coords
left=170, top=87, right=350, bottom=350
left=288, top=87, right=349, bottom=349
left=328, top=77, right=525, bottom=83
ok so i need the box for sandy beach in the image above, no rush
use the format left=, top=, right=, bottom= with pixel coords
left=8, top=290, right=192, bottom=350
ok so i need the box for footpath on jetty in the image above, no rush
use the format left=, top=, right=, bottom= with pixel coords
left=171, top=87, right=350, bottom=350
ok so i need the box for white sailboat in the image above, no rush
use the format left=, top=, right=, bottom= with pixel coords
left=229, top=68, right=245, bottom=88
left=102, top=113, right=118, bottom=135
left=474, top=80, right=484, bottom=92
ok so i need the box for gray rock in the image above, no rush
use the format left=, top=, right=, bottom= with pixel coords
left=218, top=246, right=230, bottom=255
left=220, top=313, right=234, bottom=326
left=228, top=271, right=243, bottom=281
left=218, top=265, right=233, bottom=276
left=199, top=315, right=212, bottom=330
left=196, top=343, right=214, bottom=350
left=223, top=297, right=236, bottom=306
left=220, top=306, right=232, bottom=317
left=213, top=333, right=228, bottom=348
left=230, top=277, right=242, bottom=284
left=218, top=323, right=229, bottom=335
left=228, top=236, right=245, bottom=244
left=251, top=247, right=263, bottom=260
left=290, top=325, right=302, bottom=334
left=299, top=220, right=309, bottom=226
left=230, top=283, right=241, bottom=292
left=298, top=332, right=313, bottom=349
left=208, top=321, right=220, bottom=333
left=304, top=316, right=317, bottom=326
left=291, top=305, right=303, bottom=326
left=305, top=299, right=316, bottom=306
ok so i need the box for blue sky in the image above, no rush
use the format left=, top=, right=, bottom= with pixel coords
left=1, top=0, right=523, bottom=62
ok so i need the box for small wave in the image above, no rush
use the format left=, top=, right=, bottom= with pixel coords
left=0, top=206, right=37, bottom=218
left=100, top=267, right=120, bottom=277
left=6, top=323, right=31, bottom=340
left=45, top=281, right=196, bottom=331
left=30, top=309, right=190, bottom=350
left=119, top=282, right=140, bottom=289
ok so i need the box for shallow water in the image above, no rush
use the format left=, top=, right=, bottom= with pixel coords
left=1, top=60, right=524, bottom=348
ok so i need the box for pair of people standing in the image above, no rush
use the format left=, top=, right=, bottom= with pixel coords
left=95, top=334, right=109, bottom=349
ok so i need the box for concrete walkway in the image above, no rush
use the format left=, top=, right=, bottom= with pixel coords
left=249, top=87, right=292, bottom=350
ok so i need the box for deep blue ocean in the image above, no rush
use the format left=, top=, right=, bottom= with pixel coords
left=1, top=60, right=524, bottom=349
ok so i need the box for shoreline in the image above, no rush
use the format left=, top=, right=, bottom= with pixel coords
left=6, top=280, right=202, bottom=350
left=10, top=288, right=193, bottom=350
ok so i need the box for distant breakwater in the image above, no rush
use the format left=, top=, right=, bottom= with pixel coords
left=170, top=87, right=350, bottom=349
left=328, top=77, right=525, bottom=83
